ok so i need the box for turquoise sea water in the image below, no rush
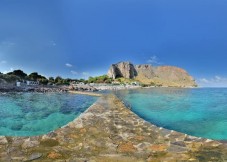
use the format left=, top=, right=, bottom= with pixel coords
left=0, top=93, right=97, bottom=136
left=115, top=88, right=227, bottom=140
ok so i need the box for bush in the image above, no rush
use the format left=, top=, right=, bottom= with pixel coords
left=0, top=74, right=20, bottom=83
left=141, top=84, right=149, bottom=87
left=87, top=75, right=112, bottom=83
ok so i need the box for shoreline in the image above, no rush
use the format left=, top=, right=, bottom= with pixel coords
left=0, top=84, right=199, bottom=94
left=1, top=94, right=227, bottom=161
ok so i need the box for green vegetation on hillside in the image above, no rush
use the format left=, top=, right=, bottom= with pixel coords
left=0, top=70, right=80, bottom=85
left=87, top=75, right=113, bottom=83
left=0, top=73, right=20, bottom=83
left=7, top=70, right=27, bottom=79
left=0, top=70, right=142, bottom=86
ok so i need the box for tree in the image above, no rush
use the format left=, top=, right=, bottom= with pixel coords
left=79, top=79, right=85, bottom=82
left=87, top=75, right=112, bottom=83
left=28, top=72, right=49, bottom=85
left=48, top=77, right=55, bottom=84
left=7, top=70, right=27, bottom=78
left=63, top=78, right=72, bottom=85
left=28, top=72, right=40, bottom=81
left=88, top=77, right=96, bottom=83
left=0, top=74, right=20, bottom=82
left=55, top=76, right=63, bottom=85
left=105, top=78, right=112, bottom=84
left=39, top=78, right=48, bottom=85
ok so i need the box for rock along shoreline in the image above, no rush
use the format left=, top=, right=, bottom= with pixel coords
left=1, top=94, right=227, bottom=161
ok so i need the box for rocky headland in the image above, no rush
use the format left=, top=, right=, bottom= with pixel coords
left=107, top=62, right=197, bottom=87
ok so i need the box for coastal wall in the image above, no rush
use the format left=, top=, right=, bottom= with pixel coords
left=68, top=90, right=103, bottom=97
left=1, top=94, right=227, bottom=161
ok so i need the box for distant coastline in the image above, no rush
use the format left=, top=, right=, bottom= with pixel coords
left=0, top=82, right=197, bottom=94
left=0, top=61, right=198, bottom=94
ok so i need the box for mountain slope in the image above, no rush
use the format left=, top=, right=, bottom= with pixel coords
left=107, top=62, right=197, bottom=87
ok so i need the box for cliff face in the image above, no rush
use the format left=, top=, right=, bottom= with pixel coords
left=107, top=62, right=137, bottom=79
left=107, top=62, right=197, bottom=87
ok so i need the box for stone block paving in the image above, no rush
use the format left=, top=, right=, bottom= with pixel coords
left=1, top=94, right=227, bottom=162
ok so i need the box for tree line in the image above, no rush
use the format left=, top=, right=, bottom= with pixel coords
left=0, top=70, right=81, bottom=85
left=0, top=70, right=113, bottom=85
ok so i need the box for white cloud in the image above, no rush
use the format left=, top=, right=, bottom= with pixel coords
left=49, top=41, right=56, bottom=46
left=0, top=60, right=7, bottom=64
left=147, top=55, right=162, bottom=65
left=82, top=72, right=89, bottom=76
left=70, top=70, right=78, bottom=75
left=199, top=78, right=209, bottom=83
left=214, top=76, right=221, bottom=81
left=66, top=63, right=73, bottom=67
left=197, top=76, right=227, bottom=87
left=0, top=41, right=15, bottom=48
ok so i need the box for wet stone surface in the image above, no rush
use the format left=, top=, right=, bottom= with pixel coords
left=1, top=94, right=227, bottom=161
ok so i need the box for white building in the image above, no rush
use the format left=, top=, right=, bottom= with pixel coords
left=16, top=80, right=39, bottom=87
left=79, top=82, right=85, bottom=85
left=26, top=81, right=39, bottom=86
left=16, top=81, right=21, bottom=87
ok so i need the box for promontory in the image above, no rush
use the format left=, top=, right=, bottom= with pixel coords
left=107, top=61, right=197, bottom=87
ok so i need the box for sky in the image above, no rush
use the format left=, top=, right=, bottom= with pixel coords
left=0, top=0, right=227, bottom=87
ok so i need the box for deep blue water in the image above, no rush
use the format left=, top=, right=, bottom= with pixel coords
left=115, top=88, right=227, bottom=140
left=0, top=93, right=97, bottom=136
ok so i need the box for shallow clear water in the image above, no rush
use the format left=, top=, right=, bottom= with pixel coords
left=0, top=93, right=97, bottom=136
left=115, top=88, right=227, bottom=140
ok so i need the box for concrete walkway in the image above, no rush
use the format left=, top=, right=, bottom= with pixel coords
left=1, top=94, right=227, bottom=161
left=68, top=90, right=103, bottom=97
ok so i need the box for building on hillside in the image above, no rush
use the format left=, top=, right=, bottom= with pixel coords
left=26, top=81, right=39, bottom=86
left=16, top=80, right=39, bottom=87
left=111, top=81, right=121, bottom=85
left=16, top=81, right=21, bottom=87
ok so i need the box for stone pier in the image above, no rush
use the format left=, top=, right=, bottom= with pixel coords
left=1, top=94, right=227, bottom=161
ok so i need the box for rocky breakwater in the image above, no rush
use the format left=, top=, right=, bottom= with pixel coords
left=1, top=94, right=227, bottom=161
left=107, top=62, right=197, bottom=87
left=70, top=84, right=98, bottom=92
left=0, top=83, right=20, bottom=92
left=29, top=86, right=68, bottom=93
left=0, top=85, right=68, bottom=93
